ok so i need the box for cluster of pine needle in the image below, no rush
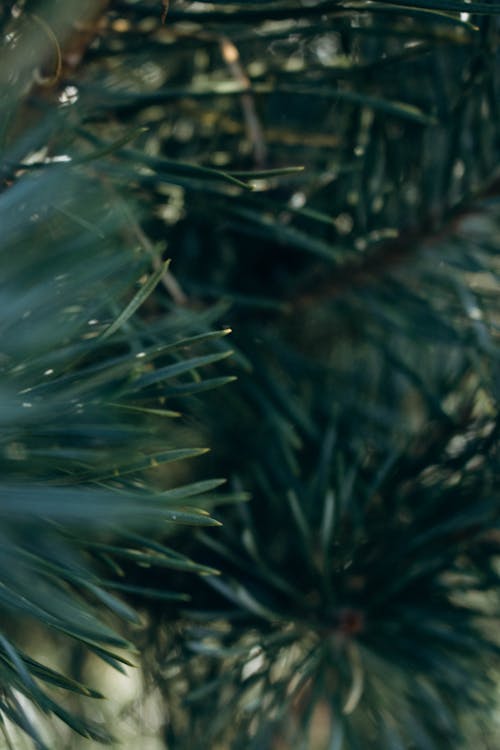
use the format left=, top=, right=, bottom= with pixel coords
left=1, top=1, right=500, bottom=748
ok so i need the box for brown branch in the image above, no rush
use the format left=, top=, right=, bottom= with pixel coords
left=9, top=1, right=110, bottom=92
left=219, top=36, right=267, bottom=168
left=293, top=172, right=500, bottom=311
left=99, top=179, right=189, bottom=306
left=128, top=219, right=189, bottom=307
left=161, top=0, right=170, bottom=25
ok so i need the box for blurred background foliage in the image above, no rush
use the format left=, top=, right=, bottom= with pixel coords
left=2, top=0, right=500, bottom=748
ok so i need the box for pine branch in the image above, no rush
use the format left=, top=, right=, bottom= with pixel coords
left=294, top=168, right=500, bottom=309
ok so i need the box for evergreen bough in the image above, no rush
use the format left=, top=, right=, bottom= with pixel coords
left=1, top=0, right=500, bottom=748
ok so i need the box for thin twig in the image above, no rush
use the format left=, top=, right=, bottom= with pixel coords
left=219, top=35, right=267, bottom=168
left=161, top=0, right=170, bottom=25
left=129, top=219, right=189, bottom=306
left=117, top=196, right=188, bottom=305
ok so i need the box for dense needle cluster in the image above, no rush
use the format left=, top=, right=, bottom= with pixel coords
left=1, top=1, right=500, bottom=748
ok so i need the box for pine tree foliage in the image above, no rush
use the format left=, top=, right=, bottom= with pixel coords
left=2, top=0, right=500, bottom=748
left=0, top=2, right=237, bottom=746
